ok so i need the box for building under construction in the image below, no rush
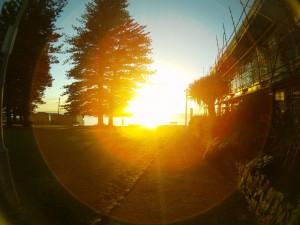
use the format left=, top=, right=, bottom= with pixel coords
left=212, top=0, right=300, bottom=116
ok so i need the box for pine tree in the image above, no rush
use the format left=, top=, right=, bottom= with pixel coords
left=0, top=0, right=67, bottom=126
left=63, top=0, right=154, bottom=126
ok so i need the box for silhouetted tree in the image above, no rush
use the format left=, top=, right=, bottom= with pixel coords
left=63, top=0, right=154, bottom=126
left=0, top=0, right=66, bottom=126
left=189, top=74, right=229, bottom=116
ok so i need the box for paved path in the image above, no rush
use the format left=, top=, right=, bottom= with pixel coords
left=102, top=127, right=235, bottom=224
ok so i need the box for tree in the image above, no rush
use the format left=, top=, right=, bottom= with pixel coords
left=189, top=73, right=229, bottom=116
left=0, top=0, right=67, bottom=126
left=63, top=0, right=154, bottom=126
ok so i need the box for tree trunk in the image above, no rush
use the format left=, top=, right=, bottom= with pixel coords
left=108, top=115, right=114, bottom=126
left=22, top=113, right=30, bottom=126
left=5, top=104, right=12, bottom=127
left=22, top=102, right=31, bottom=126
left=207, top=103, right=216, bottom=117
left=12, top=113, right=17, bottom=124
left=97, top=114, right=105, bottom=127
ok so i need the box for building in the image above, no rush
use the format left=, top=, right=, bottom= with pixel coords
left=32, top=112, right=84, bottom=126
left=212, top=0, right=300, bottom=116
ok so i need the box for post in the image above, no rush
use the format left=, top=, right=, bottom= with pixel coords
left=57, top=97, right=60, bottom=125
left=185, top=89, right=188, bottom=126
left=190, top=108, right=193, bottom=121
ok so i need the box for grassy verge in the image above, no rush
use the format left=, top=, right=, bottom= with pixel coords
left=4, top=125, right=178, bottom=224
left=4, top=126, right=97, bottom=225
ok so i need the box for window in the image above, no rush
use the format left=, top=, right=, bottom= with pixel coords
left=275, top=90, right=285, bottom=101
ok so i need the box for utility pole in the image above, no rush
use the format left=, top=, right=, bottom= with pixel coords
left=0, top=0, right=30, bottom=223
left=57, top=97, right=60, bottom=125
left=185, top=89, right=189, bottom=126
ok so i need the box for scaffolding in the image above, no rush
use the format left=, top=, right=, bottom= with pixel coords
left=210, top=0, right=300, bottom=116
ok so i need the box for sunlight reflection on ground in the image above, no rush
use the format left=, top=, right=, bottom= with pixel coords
left=34, top=126, right=234, bottom=224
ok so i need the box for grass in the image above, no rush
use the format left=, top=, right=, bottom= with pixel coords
left=4, top=125, right=177, bottom=224
left=3, top=125, right=257, bottom=225
left=4, top=126, right=98, bottom=225
left=33, top=126, right=171, bottom=214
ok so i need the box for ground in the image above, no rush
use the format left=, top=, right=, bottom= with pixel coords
left=4, top=125, right=258, bottom=225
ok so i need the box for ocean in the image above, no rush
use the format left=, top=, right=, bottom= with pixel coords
left=83, top=113, right=193, bottom=126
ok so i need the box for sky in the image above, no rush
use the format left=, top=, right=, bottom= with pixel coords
left=37, top=0, right=254, bottom=118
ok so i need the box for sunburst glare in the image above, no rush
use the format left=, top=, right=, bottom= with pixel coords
left=125, top=63, right=190, bottom=128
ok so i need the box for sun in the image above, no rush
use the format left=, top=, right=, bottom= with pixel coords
left=125, top=63, right=191, bottom=128
left=125, top=85, right=173, bottom=128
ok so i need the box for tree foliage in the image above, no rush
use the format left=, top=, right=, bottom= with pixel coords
left=0, top=0, right=67, bottom=125
left=63, top=0, right=154, bottom=126
left=189, top=74, right=229, bottom=116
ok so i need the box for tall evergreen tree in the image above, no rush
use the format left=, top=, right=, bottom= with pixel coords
left=63, top=0, right=154, bottom=126
left=0, top=0, right=67, bottom=126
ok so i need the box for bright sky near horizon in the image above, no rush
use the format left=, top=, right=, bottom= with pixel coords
left=37, top=0, right=253, bottom=122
